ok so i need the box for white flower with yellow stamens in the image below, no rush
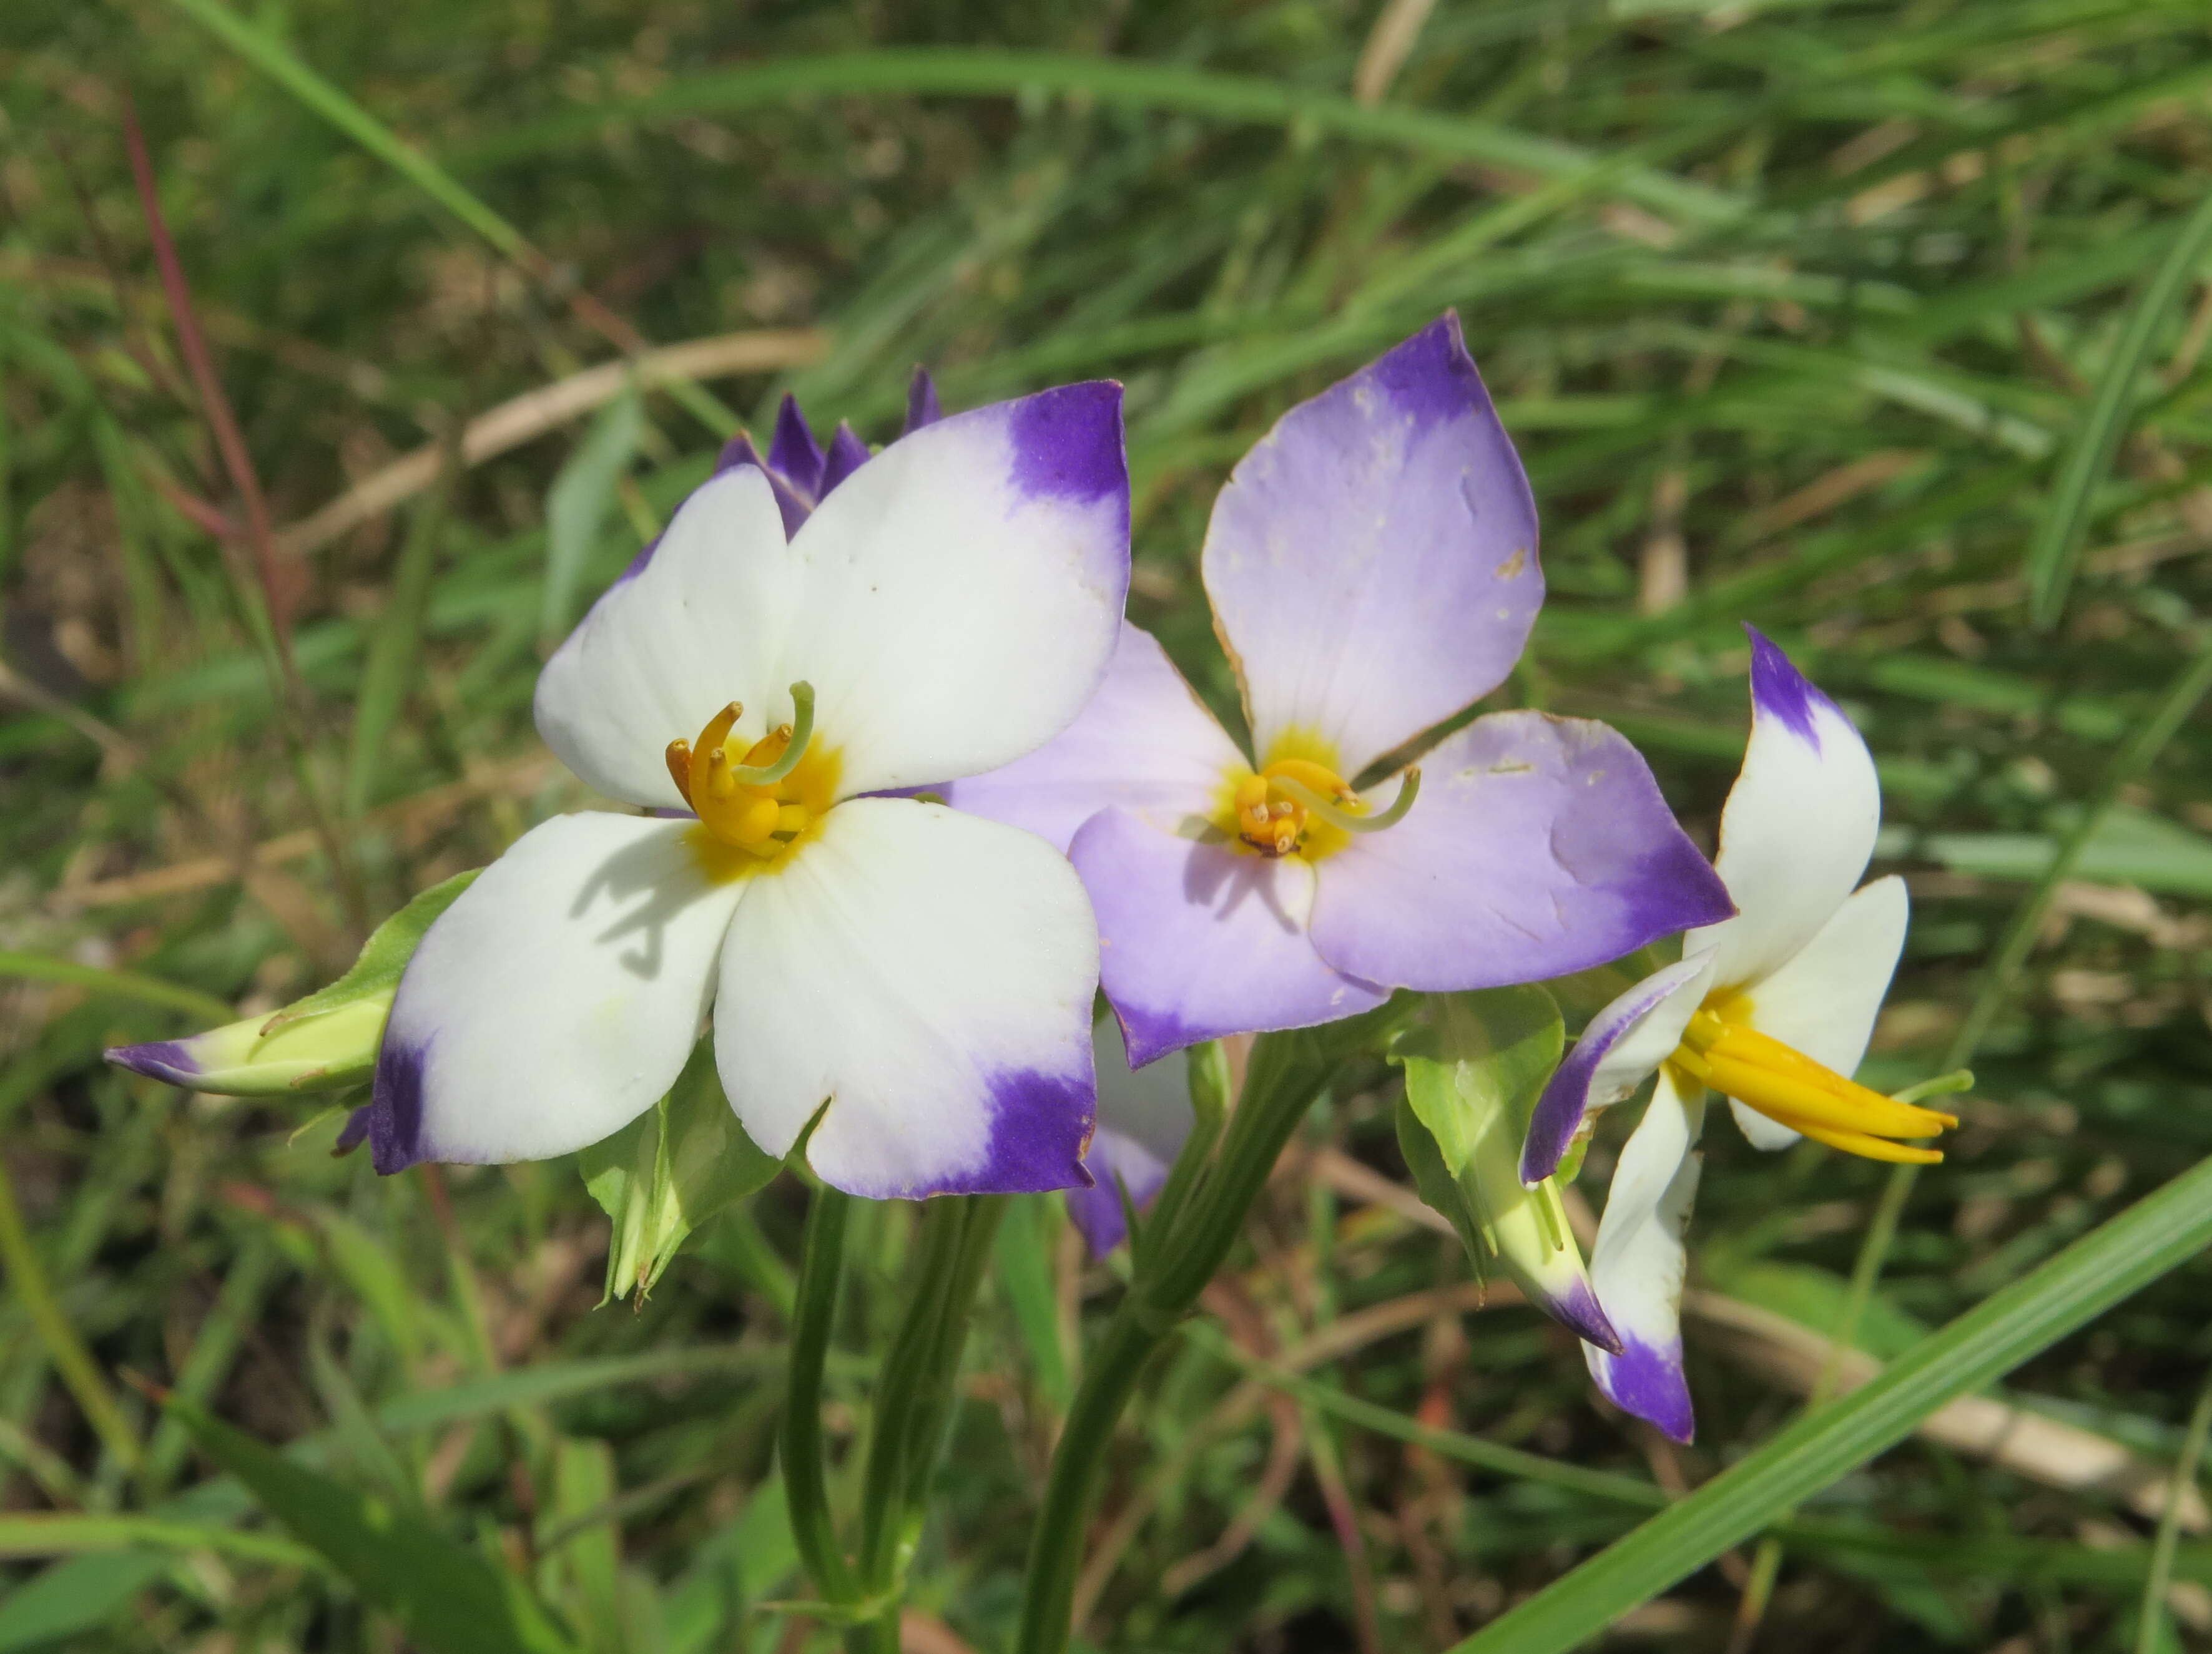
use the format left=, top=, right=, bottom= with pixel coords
left=1520, top=628, right=1951, bottom=1441
left=356, top=383, right=1131, bottom=1200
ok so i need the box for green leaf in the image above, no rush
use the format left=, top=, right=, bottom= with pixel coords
left=579, top=1039, right=780, bottom=1303
left=160, top=1394, right=583, bottom=1654
left=1447, top=1150, right=2212, bottom=1654
left=541, top=385, right=643, bottom=645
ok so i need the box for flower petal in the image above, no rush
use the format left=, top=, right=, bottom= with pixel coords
left=368, top=813, right=744, bottom=1174
left=1309, top=712, right=1734, bottom=994
left=712, top=799, right=1098, bottom=1199
left=1687, top=629, right=1881, bottom=992
left=943, top=622, right=1242, bottom=854
left=778, top=384, right=1130, bottom=796
left=1586, top=1069, right=1706, bottom=1443
left=533, top=465, right=800, bottom=808
left=1521, top=954, right=1714, bottom=1185
left=1070, top=808, right=1387, bottom=1067
left=1203, top=314, right=1541, bottom=777
left=1067, top=1020, right=1192, bottom=1255
left=1729, top=874, right=1910, bottom=1152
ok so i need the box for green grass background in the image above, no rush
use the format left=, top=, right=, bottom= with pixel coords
left=6, top=0, right=2212, bottom=1648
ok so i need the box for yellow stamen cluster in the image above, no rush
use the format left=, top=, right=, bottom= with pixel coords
left=1669, top=1004, right=1956, bottom=1164
left=666, top=700, right=832, bottom=864
left=1231, top=758, right=1361, bottom=858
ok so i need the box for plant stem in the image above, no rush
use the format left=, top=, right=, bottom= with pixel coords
left=1013, top=1022, right=1367, bottom=1654
left=852, top=1196, right=1006, bottom=1653
left=784, top=1184, right=858, bottom=1607
left=2135, top=1363, right=2212, bottom=1654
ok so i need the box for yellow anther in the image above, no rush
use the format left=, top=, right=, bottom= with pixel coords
left=1673, top=1006, right=1955, bottom=1163
left=665, top=739, right=695, bottom=806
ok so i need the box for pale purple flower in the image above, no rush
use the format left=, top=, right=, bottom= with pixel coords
left=359, top=379, right=1129, bottom=1200
left=949, top=315, right=1732, bottom=1086
left=1525, top=630, right=1947, bottom=1441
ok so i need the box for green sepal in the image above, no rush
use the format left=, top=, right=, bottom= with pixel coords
left=580, top=1039, right=780, bottom=1304
left=266, top=869, right=480, bottom=1031
left=1391, top=989, right=1610, bottom=1342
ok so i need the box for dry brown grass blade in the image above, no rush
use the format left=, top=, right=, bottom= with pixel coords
left=277, top=329, right=828, bottom=557
left=51, top=754, right=558, bottom=910
left=120, top=99, right=302, bottom=633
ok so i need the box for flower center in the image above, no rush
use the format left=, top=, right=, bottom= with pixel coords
left=1212, top=738, right=1421, bottom=863
left=1667, top=1000, right=1956, bottom=1163
left=665, top=682, right=840, bottom=874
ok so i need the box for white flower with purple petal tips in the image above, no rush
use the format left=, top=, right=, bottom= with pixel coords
left=1524, top=629, right=1953, bottom=1441
left=363, top=383, right=1131, bottom=1201
left=948, top=315, right=1733, bottom=1085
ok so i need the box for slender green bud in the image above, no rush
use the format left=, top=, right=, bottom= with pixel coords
left=105, top=869, right=478, bottom=1099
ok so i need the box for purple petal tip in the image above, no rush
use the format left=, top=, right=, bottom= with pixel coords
left=1365, top=310, right=1488, bottom=427
left=1601, top=1337, right=1696, bottom=1444
left=368, top=1035, right=431, bottom=1175
left=105, top=1040, right=198, bottom=1085
left=1743, top=625, right=1832, bottom=751
left=970, top=1065, right=1096, bottom=1195
left=1546, top=1276, right=1623, bottom=1356
left=335, top=1105, right=371, bottom=1155
left=1008, top=381, right=1126, bottom=507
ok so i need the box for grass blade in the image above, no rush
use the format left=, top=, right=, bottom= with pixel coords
left=0, top=1158, right=144, bottom=1477
left=345, top=466, right=457, bottom=817
left=539, top=384, right=642, bottom=647
left=453, top=48, right=1741, bottom=227
left=0, top=1513, right=322, bottom=1570
left=159, top=1392, right=584, bottom=1654
left=0, top=951, right=234, bottom=1023
left=2025, top=185, right=2212, bottom=627
left=1447, top=1149, right=2212, bottom=1654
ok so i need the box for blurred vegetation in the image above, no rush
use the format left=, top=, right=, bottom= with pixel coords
left=6, top=0, right=2212, bottom=1649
